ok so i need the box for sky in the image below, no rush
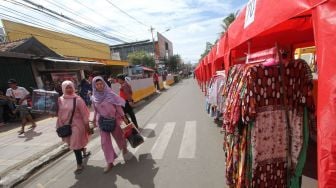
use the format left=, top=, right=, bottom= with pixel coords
left=0, top=0, right=248, bottom=64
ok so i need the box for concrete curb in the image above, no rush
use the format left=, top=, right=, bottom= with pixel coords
left=0, top=143, right=69, bottom=188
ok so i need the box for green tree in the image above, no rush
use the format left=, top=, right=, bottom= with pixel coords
left=200, top=42, right=213, bottom=60
left=127, top=51, right=155, bottom=68
left=166, top=54, right=181, bottom=72
left=221, top=11, right=238, bottom=35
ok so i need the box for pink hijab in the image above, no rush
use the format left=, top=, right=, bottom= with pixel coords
left=61, top=80, right=77, bottom=99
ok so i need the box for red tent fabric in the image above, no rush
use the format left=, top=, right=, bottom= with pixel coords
left=224, top=0, right=334, bottom=186
left=196, top=0, right=335, bottom=186
left=313, top=2, right=336, bottom=187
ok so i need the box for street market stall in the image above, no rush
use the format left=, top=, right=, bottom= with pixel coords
left=195, top=0, right=336, bottom=187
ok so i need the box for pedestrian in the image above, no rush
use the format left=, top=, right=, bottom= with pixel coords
left=162, top=70, right=168, bottom=88
left=0, top=90, right=16, bottom=126
left=56, top=80, right=91, bottom=174
left=6, top=79, right=37, bottom=134
left=91, top=76, right=130, bottom=173
left=43, top=80, right=54, bottom=91
left=153, top=71, right=160, bottom=92
left=79, top=78, right=92, bottom=107
left=116, top=74, right=139, bottom=128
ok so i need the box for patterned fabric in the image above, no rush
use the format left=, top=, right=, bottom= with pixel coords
left=222, top=59, right=314, bottom=188
left=241, top=59, right=313, bottom=187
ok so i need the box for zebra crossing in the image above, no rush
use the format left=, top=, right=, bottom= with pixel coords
left=70, top=121, right=198, bottom=163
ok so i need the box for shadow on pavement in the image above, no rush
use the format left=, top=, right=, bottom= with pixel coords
left=113, top=153, right=159, bottom=188
left=70, top=154, right=159, bottom=188
left=139, top=128, right=156, bottom=138
left=17, top=128, right=43, bottom=141
left=0, top=114, right=48, bottom=133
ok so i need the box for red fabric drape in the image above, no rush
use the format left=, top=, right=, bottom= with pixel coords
left=313, top=1, right=336, bottom=187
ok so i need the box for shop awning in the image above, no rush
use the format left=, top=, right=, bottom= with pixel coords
left=43, top=57, right=104, bottom=65
left=141, top=66, right=155, bottom=72
left=79, top=57, right=129, bottom=66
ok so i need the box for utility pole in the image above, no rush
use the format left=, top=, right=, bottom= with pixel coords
left=150, top=26, right=157, bottom=68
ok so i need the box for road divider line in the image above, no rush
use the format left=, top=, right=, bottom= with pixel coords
left=178, top=121, right=197, bottom=159
left=149, top=122, right=175, bottom=160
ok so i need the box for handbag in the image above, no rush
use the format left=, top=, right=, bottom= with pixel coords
left=56, top=98, right=76, bottom=138
left=98, top=104, right=118, bottom=132
left=123, top=123, right=144, bottom=148
left=98, top=116, right=116, bottom=132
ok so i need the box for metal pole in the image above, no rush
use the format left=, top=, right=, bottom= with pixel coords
left=150, top=26, right=157, bottom=68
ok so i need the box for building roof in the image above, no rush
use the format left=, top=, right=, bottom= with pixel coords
left=2, top=19, right=111, bottom=59
left=0, top=37, right=61, bottom=57
left=0, top=38, right=27, bottom=52
left=110, top=40, right=153, bottom=48
left=43, top=57, right=104, bottom=65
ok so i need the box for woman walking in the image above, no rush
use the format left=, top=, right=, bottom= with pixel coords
left=116, top=74, right=139, bottom=128
left=56, top=81, right=91, bottom=174
left=91, top=76, right=129, bottom=173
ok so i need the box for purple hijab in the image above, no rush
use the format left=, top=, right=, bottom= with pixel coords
left=91, top=76, right=125, bottom=106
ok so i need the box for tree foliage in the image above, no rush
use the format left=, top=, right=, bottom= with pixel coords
left=221, top=12, right=238, bottom=34
left=127, top=51, right=155, bottom=68
left=200, top=42, right=213, bottom=59
left=165, top=54, right=181, bottom=72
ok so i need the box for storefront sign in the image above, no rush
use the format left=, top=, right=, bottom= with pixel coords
left=244, top=0, right=257, bottom=28
left=51, top=72, right=80, bottom=92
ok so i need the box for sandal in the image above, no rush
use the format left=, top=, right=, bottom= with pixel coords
left=74, top=167, right=84, bottom=175
left=122, top=148, right=129, bottom=155
left=83, top=151, right=91, bottom=158
left=29, top=125, right=37, bottom=129
left=18, top=130, right=25, bottom=135
left=103, top=163, right=113, bottom=173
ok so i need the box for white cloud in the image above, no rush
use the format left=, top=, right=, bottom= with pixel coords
left=0, top=0, right=246, bottom=63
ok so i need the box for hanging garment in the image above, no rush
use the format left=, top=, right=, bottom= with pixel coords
left=222, top=59, right=314, bottom=188
left=241, top=59, right=314, bottom=188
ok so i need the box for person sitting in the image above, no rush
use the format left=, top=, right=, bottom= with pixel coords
left=6, top=79, right=37, bottom=134
left=0, top=90, right=16, bottom=126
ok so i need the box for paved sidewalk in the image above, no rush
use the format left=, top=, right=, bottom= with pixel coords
left=0, top=117, right=63, bottom=177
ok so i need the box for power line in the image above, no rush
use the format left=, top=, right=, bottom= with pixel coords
left=104, top=0, right=149, bottom=28
left=18, top=0, right=127, bottom=43
left=0, top=5, right=109, bottom=42
left=1, top=26, right=111, bottom=54
left=45, top=0, right=135, bottom=40
left=4, top=0, right=125, bottom=43
left=72, top=0, right=148, bottom=35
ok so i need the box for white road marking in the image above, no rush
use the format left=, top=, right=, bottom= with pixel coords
left=149, top=122, right=176, bottom=160
left=130, top=123, right=158, bottom=154
left=178, top=121, right=197, bottom=159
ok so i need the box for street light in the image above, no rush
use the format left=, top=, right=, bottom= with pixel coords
left=161, top=28, right=171, bottom=34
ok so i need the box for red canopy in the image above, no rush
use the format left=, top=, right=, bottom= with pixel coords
left=196, top=0, right=336, bottom=186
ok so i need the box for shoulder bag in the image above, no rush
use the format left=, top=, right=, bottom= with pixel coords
left=98, top=104, right=117, bottom=132
left=56, top=98, right=76, bottom=138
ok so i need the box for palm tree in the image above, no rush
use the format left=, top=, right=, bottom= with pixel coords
left=220, top=11, right=239, bottom=35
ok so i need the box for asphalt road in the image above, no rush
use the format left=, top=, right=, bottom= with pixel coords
left=18, top=78, right=227, bottom=188
left=17, top=78, right=317, bottom=188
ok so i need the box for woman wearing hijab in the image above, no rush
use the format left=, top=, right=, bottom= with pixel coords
left=56, top=80, right=91, bottom=174
left=91, top=76, right=129, bottom=173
